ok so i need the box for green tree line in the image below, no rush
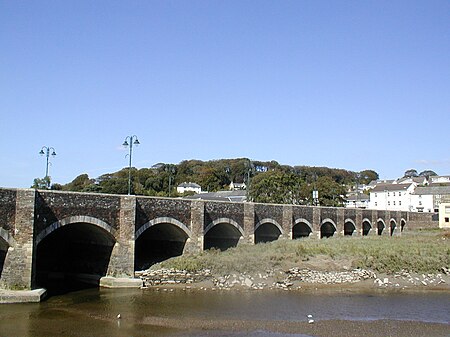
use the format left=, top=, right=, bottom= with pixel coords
left=34, top=158, right=378, bottom=206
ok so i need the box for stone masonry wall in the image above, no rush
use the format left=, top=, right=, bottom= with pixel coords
left=34, top=191, right=121, bottom=236
left=0, top=188, right=17, bottom=235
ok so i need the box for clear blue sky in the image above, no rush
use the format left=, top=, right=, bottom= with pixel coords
left=1, top=0, right=449, bottom=188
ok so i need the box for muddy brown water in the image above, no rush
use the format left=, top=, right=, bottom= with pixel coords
left=0, top=288, right=448, bottom=336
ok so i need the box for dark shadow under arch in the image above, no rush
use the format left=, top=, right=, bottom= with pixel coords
left=390, top=220, right=397, bottom=236
left=293, top=221, right=312, bottom=239
left=135, top=222, right=189, bottom=271
left=35, top=222, right=115, bottom=295
left=0, top=237, right=7, bottom=280
left=204, top=222, right=243, bottom=251
left=377, top=220, right=385, bottom=236
left=255, top=222, right=282, bottom=244
left=344, top=221, right=356, bottom=236
left=320, top=221, right=336, bottom=239
left=401, top=219, right=406, bottom=232
left=362, top=220, right=371, bottom=236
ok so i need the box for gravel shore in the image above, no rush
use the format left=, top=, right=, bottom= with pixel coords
left=135, top=267, right=450, bottom=292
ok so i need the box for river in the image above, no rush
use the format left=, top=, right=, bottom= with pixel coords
left=0, top=288, right=449, bottom=337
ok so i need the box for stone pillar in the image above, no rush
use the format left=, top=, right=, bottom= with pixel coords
left=282, top=205, right=293, bottom=240
left=187, top=200, right=204, bottom=253
left=370, top=210, right=378, bottom=236
left=1, top=189, right=35, bottom=290
left=313, top=207, right=321, bottom=239
left=243, top=203, right=255, bottom=244
left=336, top=208, right=345, bottom=236
left=106, top=196, right=136, bottom=277
left=355, top=210, right=363, bottom=236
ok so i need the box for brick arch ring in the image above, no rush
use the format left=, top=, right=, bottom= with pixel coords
left=204, top=218, right=245, bottom=236
left=294, top=218, right=313, bottom=231
left=362, top=218, right=372, bottom=226
left=255, top=218, right=284, bottom=235
left=0, top=227, right=14, bottom=248
left=35, top=215, right=116, bottom=246
left=320, top=218, right=337, bottom=230
left=135, top=217, right=192, bottom=240
left=344, top=218, right=356, bottom=227
left=377, top=218, right=386, bottom=227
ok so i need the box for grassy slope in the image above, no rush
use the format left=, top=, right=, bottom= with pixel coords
left=152, top=230, right=450, bottom=275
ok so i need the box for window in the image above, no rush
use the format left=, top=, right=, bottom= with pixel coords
left=446, top=217, right=449, bottom=223
left=388, top=192, right=390, bottom=196
left=388, top=201, right=391, bottom=206
left=375, top=193, right=377, bottom=197
left=419, top=201, right=422, bottom=206
left=375, top=202, right=378, bottom=206
left=393, top=192, right=396, bottom=196
left=399, top=201, right=402, bottom=206
left=399, top=192, right=402, bottom=196
left=393, top=201, right=396, bottom=205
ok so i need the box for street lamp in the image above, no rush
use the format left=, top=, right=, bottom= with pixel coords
left=122, top=135, right=140, bottom=195
left=39, top=146, right=56, bottom=188
left=165, top=164, right=175, bottom=197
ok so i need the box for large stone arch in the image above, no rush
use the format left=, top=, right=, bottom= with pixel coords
left=400, top=218, right=406, bottom=232
left=293, top=218, right=313, bottom=239
left=377, top=218, right=385, bottom=236
left=135, top=217, right=192, bottom=240
left=390, top=219, right=397, bottom=236
left=254, top=218, right=283, bottom=244
left=135, top=217, right=192, bottom=270
left=320, top=218, right=337, bottom=238
left=34, top=216, right=116, bottom=293
left=362, top=218, right=372, bottom=236
left=204, top=218, right=244, bottom=251
left=35, top=215, right=116, bottom=246
left=0, top=228, right=13, bottom=280
left=344, top=219, right=356, bottom=236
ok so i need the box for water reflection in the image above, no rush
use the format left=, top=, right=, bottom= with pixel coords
left=0, top=288, right=448, bottom=337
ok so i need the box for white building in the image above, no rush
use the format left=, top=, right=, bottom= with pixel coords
left=439, top=203, right=450, bottom=228
left=411, top=185, right=450, bottom=213
left=344, top=193, right=369, bottom=208
left=368, top=183, right=416, bottom=211
left=176, top=182, right=202, bottom=194
left=229, top=181, right=246, bottom=190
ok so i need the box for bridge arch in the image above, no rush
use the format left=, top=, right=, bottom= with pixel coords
left=401, top=218, right=406, bottom=232
left=377, top=219, right=385, bottom=235
left=135, top=217, right=191, bottom=270
left=344, top=219, right=356, bottom=236
left=0, top=228, right=13, bottom=280
left=34, top=216, right=116, bottom=294
left=390, top=219, right=397, bottom=236
left=320, top=219, right=337, bottom=238
left=362, top=218, right=372, bottom=236
left=35, top=215, right=115, bottom=246
left=293, top=218, right=313, bottom=239
left=204, top=218, right=244, bottom=251
left=254, top=218, right=283, bottom=244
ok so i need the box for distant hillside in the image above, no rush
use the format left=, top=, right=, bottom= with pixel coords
left=46, top=158, right=378, bottom=206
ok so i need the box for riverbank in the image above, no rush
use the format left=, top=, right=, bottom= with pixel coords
left=137, top=229, right=450, bottom=292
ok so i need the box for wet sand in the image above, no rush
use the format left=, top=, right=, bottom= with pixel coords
left=143, top=316, right=450, bottom=337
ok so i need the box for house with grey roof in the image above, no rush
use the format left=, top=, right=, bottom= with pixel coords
left=176, top=182, right=202, bottom=194
left=411, top=185, right=450, bottom=213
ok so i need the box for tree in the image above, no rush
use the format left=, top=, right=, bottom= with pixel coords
left=358, top=170, right=379, bottom=185
left=249, top=170, right=303, bottom=204
left=419, top=170, right=437, bottom=178
left=404, top=169, right=418, bottom=178
left=31, top=177, right=51, bottom=189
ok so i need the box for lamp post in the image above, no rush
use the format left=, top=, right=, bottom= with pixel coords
left=165, top=164, right=175, bottom=197
left=122, top=135, right=140, bottom=195
left=39, top=146, right=56, bottom=188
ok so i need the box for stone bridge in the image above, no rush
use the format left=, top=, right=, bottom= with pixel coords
left=0, top=188, right=437, bottom=290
